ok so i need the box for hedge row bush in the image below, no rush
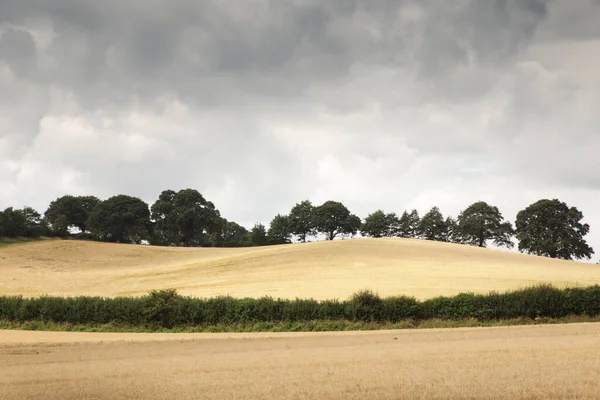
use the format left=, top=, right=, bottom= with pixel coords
left=1, top=285, right=599, bottom=328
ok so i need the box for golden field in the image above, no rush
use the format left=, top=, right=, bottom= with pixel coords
left=1, top=238, right=598, bottom=300
left=2, top=323, right=600, bottom=399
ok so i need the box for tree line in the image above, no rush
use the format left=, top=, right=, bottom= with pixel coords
left=0, top=189, right=595, bottom=261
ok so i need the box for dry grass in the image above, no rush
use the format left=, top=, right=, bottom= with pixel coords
left=1, top=238, right=599, bottom=300
left=1, top=323, right=600, bottom=399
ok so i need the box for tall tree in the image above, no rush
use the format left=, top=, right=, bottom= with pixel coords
left=515, top=199, right=594, bottom=260
left=45, top=195, right=101, bottom=233
left=418, top=206, right=450, bottom=242
left=361, top=210, right=400, bottom=238
left=0, top=207, right=27, bottom=237
left=250, top=223, right=268, bottom=246
left=22, top=207, right=47, bottom=237
left=456, top=201, right=514, bottom=248
left=208, top=218, right=250, bottom=247
left=221, top=220, right=250, bottom=247
left=342, top=214, right=362, bottom=239
left=268, top=214, right=292, bottom=245
left=445, top=216, right=462, bottom=244
left=150, top=189, right=221, bottom=247
left=288, top=200, right=315, bottom=242
left=87, top=195, right=151, bottom=244
left=398, top=209, right=420, bottom=238
left=313, top=201, right=361, bottom=241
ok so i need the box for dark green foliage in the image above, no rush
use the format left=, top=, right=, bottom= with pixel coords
left=445, top=216, right=462, bottom=244
left=0, top=207, right=27, bottom=237
left=398, top=209, right=420, bottom=238
left=347, top=290, right=383, bottom=321
left=210, top=219, right=250, bottom=247
left=418, top=206, right=451, bottom=242
left=313, top=200, right=361, bottom=241
left=2, top=285, right=599, bottom=329
left=142, top=289, right=182, bottom=328
left=516, top=199, right=594, bottom=260
left=267, top=214, right=292, bottom=244
left=249, top=223, right=268, bottom=246
left=0, top=207, right=49, bottom=239
left=361, top=210, right=400, bottom=238
left=288, top=200, right=316, bottom=242
left=22, top=207, right=49, bottom=237
left=45, top=195, right=100, bottom=233
left=87, top=195, right=151, bottom=243
left=457, top=201, right=514, bottom=248
left=150, top=189, right=221, bottom=247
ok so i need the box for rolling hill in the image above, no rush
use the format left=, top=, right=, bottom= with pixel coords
left=1, top=238, right=598, bottom=300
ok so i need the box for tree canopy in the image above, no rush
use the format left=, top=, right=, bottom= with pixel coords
left=1, top=188, right=595, bottom=262
left=361, top=210, right=400, bottom=238
left=515, top=199, right=594, bottom=260
left=250, top=223, right=268, bottom=246
left=212, top=219, right=249, bottom=247
left=457, top=201, right=514, bottom=248
left=418, top=207, right=451, bottom=242
left=267, top=214, right=292, bottom=245
left=397, top=209, right=420, bottom=238
left=87, top=195, right=151, bottom=244
left=288, top=200, right=315, bottom=242
left=0, top=207, right=27, bottom=238
left=150, top=189, right=221, bottom=247
left=313, top=201, right=361, bottom=241
left=45, top=195, right=100, bottom=233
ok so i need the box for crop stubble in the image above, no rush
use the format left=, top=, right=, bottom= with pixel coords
left=2, top=238, right=599, bottom=300
left=1, top=323, right=600, bottom=399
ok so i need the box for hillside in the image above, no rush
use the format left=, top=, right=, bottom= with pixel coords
left=0, top=238, right=598, bottom=300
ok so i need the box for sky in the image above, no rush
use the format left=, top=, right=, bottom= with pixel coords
left=0, top=0, right=599, bottom=259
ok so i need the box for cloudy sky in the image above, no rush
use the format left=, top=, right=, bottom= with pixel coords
left=1, top=0, right=599, bottom=257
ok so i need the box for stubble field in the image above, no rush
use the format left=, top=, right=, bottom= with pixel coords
left=1, top=238, right=599, bottom=300
left=2, top=323, right=600, bottom=399
left=2, top=238, right=600, bottom=399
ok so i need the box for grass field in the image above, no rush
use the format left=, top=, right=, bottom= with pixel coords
left=2, top=323, right=600, bottom=399
left=1, top=238, right=599, bottom=300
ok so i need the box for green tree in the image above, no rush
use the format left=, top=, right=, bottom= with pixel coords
left=313, top=201, right=361, bottom=241
left=0, top=207, right=27, bottom=237
left=22, top=207, right=47, bottom=237
left=445, top=216, right=462, bottom=244
left=206, top=218, right=250, bottom=247
left=87, top=195, right=151, bottom=243
left=288, top=200, right=316, bottom=242
left=342, top=214, right=362, bottom=239
left=221, top=220, right=250, bottom=247
left=398, top=209, right=420, bottom=238
left=418, top=206, right=450, bottom=242
left=515, top=199, right=594, bottom=260
left=457, top=201, right=514, bottom=248
left=250, top=223, right=268, bottom=246
left=45, top=195, right=101, bottom=233
left=268, top=214, right=292, bottom=245
left=150, top=189, right=221, bottom=247
left=361, top=210, right=400, bottom=238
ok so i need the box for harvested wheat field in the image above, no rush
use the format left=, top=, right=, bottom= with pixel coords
left=1, top=238, right=599, bottom=300
left=1, top=323, right=600, bottom=399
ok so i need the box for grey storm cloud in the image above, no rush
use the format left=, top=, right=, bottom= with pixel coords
left=0, top=0, right=599, bottom=257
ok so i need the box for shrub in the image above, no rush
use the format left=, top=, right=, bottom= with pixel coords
left=142, top=289, right=181, bottom=328
left=347, top=290, right=383, bottom=321
left=2, top=284, right=600, bottom=328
